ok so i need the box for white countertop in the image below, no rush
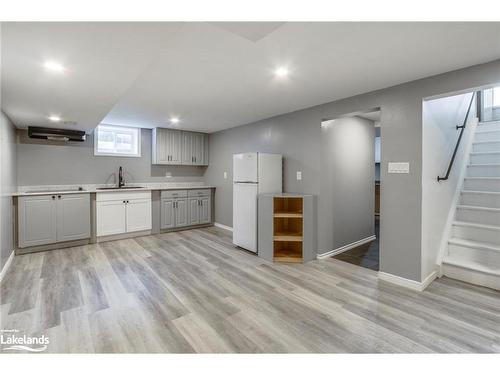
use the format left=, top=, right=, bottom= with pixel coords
left=13, top=183, right=215, bottom=196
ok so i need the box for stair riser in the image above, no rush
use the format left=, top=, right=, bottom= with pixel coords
left=442, top=263, right=500, bottom=291
left=475, top=131, right=500, bottom=142
left=467, top=165, right=500, bottom=177
left=470, top=153, right=500, bottom=164
left=477, top=122, right=500, bottom=132
left=473, top=142, right=500, bottom=152
left=452, top=225, right=500, bottom=246
left=448, top=243, right=500, bottom=267
left=461, top=192, right=500, bottom=208
left=463, top=179, right=500, bottom=192
left=456, top=208, right=500, bottom=226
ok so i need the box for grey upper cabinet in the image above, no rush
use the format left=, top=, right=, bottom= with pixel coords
left=153, top=128, right=208, bottom=166
left=18, top=193, right=90, bottom=248
left=152, top=128, right=182, bottom=165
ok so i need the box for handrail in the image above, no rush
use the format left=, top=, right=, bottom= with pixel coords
left=437, top=92, right=476, bottom=182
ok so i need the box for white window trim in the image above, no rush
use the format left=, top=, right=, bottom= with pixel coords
left=94, top=124, right=142, bottom=158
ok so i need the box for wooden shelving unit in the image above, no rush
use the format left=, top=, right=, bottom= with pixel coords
left=258, top=194, right=316, bottom=263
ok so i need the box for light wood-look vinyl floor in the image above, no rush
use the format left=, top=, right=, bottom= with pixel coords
left=1, top=226, right=499, bottom=353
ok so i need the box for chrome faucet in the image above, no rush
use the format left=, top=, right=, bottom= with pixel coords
left=118, top=166, right=125, bottom=188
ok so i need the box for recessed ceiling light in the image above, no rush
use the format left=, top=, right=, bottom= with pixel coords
left=170, top=117, right=180, bottom=124
left=274, top=67, right=289, bottom=78
left=49, top=115, right=61, bottom=122
left=44, top=61, right=65, bottom=72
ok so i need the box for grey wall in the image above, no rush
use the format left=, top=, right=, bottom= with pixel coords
left=205, top=59, right=500, bottom=282
left=1, top=111, right=17, bottom=270
left=320, top=117, right=375, bottom=251
left=17, top=128, right=206, bottom=186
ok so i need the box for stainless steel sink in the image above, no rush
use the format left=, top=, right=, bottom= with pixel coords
left=96, top=186, right=145, bottom=190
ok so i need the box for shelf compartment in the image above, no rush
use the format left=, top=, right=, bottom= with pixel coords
left=274, top=241, right=302, bottom=263
left=274, top=212, right=303, bottom=218
left=273, top=216, right=303, bottom=243
left=273, top=197, right=303, bottom=215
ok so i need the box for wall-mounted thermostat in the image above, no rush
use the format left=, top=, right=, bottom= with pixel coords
left=388, top=162, right=410, bottom=174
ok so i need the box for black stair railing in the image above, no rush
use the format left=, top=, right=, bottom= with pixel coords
left=437, top=91, right=476, bottom=182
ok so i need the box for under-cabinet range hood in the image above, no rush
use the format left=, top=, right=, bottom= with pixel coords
left=28, top=126, right=86, bottom=142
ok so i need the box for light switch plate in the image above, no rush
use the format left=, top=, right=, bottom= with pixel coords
left=165, top=171, right=172, bottom=178
left=388, top=162, right=410, bottom=174
left=296, top=171, right=302, bottom=180
left=223, top=171, right=227, bottom=179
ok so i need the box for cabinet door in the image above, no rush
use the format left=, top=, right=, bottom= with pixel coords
left=56, top=194, right=90, bottom=242
left=126, top=199, right=152, bottom=233
left=153, top=128, right=169, bottom=164
left=175, top=199, right=188, bottom=227
left=199, top=196, right=211, bottom=224
left=181, top=131, right=193, bottom=165
left=18, top=195, right=57, bottom=248
left=161, top=199, right=175, bottom=229
left=192, top=133, right=205, bottom=165
left=188, top=198, right=200, bottom=225
left=97, top=200, right=126, bottom=236
left=169, top=130, right=183, bottom=164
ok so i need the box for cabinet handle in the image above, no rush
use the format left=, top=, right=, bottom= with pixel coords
left=195, top=157, right=197, bottom=163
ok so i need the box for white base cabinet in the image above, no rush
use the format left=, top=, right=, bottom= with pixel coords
left=18, top=193, right=90, bottom=248
left=97, top=191, right=151, bottom=237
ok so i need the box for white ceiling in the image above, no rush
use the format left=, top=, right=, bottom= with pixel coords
left=2, top=22, right=500, bottom=133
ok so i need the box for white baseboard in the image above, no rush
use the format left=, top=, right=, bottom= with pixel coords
left=214, top=222, right=233, bottom=232
left=0, top=250, right=15, bottom=284
left=378, top=270, right=437, bottom=292
left=317, top=235, right=376, bottom=260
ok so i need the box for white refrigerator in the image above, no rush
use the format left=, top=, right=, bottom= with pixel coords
left=233, top=152, right=282, bottom=252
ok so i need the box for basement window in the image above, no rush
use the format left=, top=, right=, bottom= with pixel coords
left=94, top=124, right=141, bottom=157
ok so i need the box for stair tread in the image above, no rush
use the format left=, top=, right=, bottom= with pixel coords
left=461, top=190, right=500, bottom=195
left=470, top=151, right=500, bottom=155
left=442, top=256, right=500, bottom=276
left=448, top=237, right=500, bottom=252
left=452, top=220, right=500, bottom=231
left=468, top=163, right=500, bottom=166
left=457, top=204, right=500, bottom=212
left=465, top=176, right=500, bottom=179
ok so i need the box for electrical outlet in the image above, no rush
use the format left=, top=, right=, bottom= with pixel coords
left=296, top=171, right=302, bottom=180
left=223, top=171, right=227, bottom=179
left=165, top=171, right=172, bottom=178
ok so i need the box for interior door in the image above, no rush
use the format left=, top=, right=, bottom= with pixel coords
left=232, top=183, right=258, bottom=252
left=126, top=199, right=152, bottom=232
left=233, top=152, right=258, bottom=182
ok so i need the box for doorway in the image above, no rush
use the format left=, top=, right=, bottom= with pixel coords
left=332, top=109, right=381, bottom=271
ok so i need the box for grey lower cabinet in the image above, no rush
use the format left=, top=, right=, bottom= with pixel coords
left=18, top=193, right=90, bottom=248
left=161, top=189, right=211, bottom=230
left=153, top=127, right=208, bottom=166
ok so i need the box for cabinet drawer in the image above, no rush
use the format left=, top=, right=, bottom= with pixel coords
left=187, top=189, right=211, bottom=197
left=161, top=190, right=188, bottom=199
left=96, top=191, right=151, bottom=202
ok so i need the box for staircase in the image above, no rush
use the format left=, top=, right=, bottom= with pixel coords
left=442, top=120, right=500, bottom=290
